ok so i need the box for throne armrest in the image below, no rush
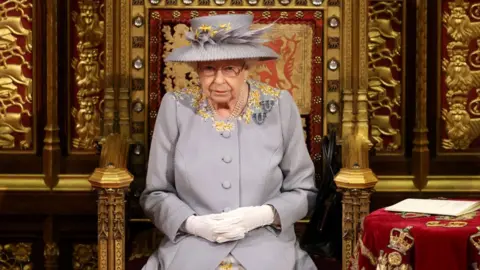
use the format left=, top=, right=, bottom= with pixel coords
left=89, top=133, right=134, bottom=270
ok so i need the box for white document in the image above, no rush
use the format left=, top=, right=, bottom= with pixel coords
left=384, top=198, right=480, bottom=216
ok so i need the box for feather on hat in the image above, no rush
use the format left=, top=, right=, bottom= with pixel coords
left=164, top=14, right=279, bottom=62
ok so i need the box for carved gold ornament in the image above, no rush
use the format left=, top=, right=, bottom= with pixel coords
left=71, top=0, right=105, bottom=150
left=341, top=189, right=374, bottom=270
left=44, top=242, right=60, bottom=268
left=367, top=1, right=403, bottom=152
left=0, top=0, right=33, bottom=150
left=73, top=244, right=97, bottom=270
left=0, top=243, right=33, bottom=269
left=441, top=1, right=480, bottom=150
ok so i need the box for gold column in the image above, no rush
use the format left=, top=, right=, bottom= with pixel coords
left=412, top=0, right=429, bottom=189
left=89, top=134, right=132, bottom=270
left=104, top=0, right=130, bottom=136
left=104, top=0, right=115, bottom=135
left=336, top=0, right=378, bottom=269
left=44, top=0, right=61, bottom=188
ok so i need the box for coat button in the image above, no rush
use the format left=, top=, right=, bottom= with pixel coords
left=222, top=156, right=232, bottom=163
left=221, top=131, right=231, bottom=138
left=222, top=181, right=231, bottom=189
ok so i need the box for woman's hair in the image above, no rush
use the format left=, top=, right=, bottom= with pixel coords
left=244, top=59, right=259, bottom=70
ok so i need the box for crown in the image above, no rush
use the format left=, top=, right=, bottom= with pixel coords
left=448, top=94, right=468, bottom=106
left=388, top=226, right=414, bottom=255
left=78, top=0, right=100, bottom=9
left=447, top=41, right=469, bottom=59
left=448, top=0, right=469, bottom=11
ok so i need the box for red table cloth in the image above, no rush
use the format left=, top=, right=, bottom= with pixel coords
left=350, top=208, right=480, bottom=270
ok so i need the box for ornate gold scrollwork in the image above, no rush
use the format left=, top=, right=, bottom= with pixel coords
left=0, top=243, right=33, bottom=269
left=71, top=0, right=105, bottom=150
left=367, top=1, right=403, bottom=152
left=470, top=90, right=480, bottom=116
left=73, top=244, right=97, bottom=270
left=441, top=1, right=480, bottom=150
left=0, top=0, right=33, bottom=150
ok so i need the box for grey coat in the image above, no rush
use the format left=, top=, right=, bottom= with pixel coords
left=140, top=80, right=318, bottom=270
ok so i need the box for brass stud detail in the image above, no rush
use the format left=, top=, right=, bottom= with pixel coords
left=190, top=11, right=199, bottom=18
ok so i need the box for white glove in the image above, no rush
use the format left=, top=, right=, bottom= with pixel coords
left=213, top=205, right=275, bottom=243
left=184, top=214, right=244, bottom=243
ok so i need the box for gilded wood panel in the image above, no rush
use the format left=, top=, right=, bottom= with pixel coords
left=69, top=0, right=105, bottom=153
left=367, top=0, right=405, bottom=154
left=440, top=0, right=480, bottom=153
left=0, top=0, right=35, bottom=153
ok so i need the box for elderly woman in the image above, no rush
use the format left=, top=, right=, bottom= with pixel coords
left=141, top=14, right=318, bottom=270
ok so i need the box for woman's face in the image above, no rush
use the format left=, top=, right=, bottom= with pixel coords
left=197, top=60, right=249, bottom=105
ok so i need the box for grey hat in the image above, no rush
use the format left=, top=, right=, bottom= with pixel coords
left=164, top=14, right=279, bottom=62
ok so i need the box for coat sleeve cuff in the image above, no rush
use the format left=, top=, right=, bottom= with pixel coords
left=163, top=205, right=196, bottom=243
left=264, top=197, right=302, bottom=236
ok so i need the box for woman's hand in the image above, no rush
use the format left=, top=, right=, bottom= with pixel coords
left=213, top=205, right=275, bottom=243
left=184, top=214, right=245, bottom=243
